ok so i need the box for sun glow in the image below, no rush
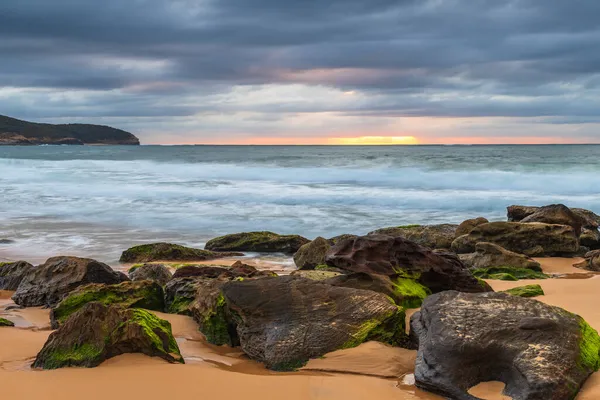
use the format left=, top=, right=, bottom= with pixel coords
left=329, top=136, right=419, bottom=145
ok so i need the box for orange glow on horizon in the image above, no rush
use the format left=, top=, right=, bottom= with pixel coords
left=328, top=136, right=419, bottom=145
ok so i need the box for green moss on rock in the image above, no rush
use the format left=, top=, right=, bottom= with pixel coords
left=205, top=231, right=309, bottom=254
left=127, top=309, right=183, bottom=362
left=120, top=242, right=237, bottom=263
left=198, top=293, right=231, bottom=346
left=503, top=284, right=545, bottom=298
left=473, top=266, right=549, bottom=281
left=578, top=320, right=600, bottom=372
left=391, top=278, right=431, bottom=309
left=341, top=305, right=406, bottom=350
left=52, top=281, right=164, bottom=327
left=0, top=317, right=15, bottom=327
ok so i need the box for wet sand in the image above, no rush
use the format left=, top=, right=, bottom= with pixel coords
left=0, top=257, right=599, bottom=399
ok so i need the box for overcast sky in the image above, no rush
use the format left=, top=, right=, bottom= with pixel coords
left=1, top=0, right=599, bottom=144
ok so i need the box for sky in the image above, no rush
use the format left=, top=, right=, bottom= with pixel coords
left=1, top=0, right=600, bottom=145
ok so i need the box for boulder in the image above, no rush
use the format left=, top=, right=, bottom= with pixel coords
left=0, top=260, right=34, bottom=290
left=120, top=242, right=242, bottom=263
left=451, top=222, right=579, bottom=256
left=0, top=317, right=14, bottom=327
left=205, top=231, right=309, bottom=254
left=129, top=263, right=173, bottom=285
left=502, top=284, right=544, bottom=298
left=574, top=250, right=600, bottom=272
left=0, top=239, right=15, bottom=244
left=455, top=217, right=489, bottom=238
left=521, top=204, right=583, bottom=236
left=50, top=280, right=165, bottom=329
left=411, top=291, right=600, bottom=400
left=293, top=237, right=330, bottom=270
left=325, top=235, right=490, bottom=294
left=368, top=224, right=458, bottom=249
left=472, top=266, right=548, bottom=281
left=327, top=234, right=358, bottom=246
left=459, top=242, right=542, bottom=271
left=33, top=303, right=183, bottom=369
left=171, top=262, right=275, bottom=280
left=508, top=205, right=600, bottom=229
left=581, top=228, right=600, bottom=250
left=324, top=272, right=431, bottom=309
left=222, top=276, right=407, bottom=371
left=12, top=256, right=128, bottom=308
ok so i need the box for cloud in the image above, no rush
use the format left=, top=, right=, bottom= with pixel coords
left=1, top=0, right=600, bottom=142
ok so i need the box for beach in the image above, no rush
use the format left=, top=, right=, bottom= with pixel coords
left=1, top=256, right=599, bottom=400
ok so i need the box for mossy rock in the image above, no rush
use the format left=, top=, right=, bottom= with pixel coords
left=34, top=303, right=183, bottom=369
left=391, top=277, right=431, bottom=309
left=503, top=284, right=545, bottom=298
left=51, top=280, right=164, bottom=328
left=205, top=231, right=309, bottom=254
left=120, top=242, right=242, bottom=263
left=473, top=266, right=549, bottom=281
left=578, top=320, right=600, bottom=372
left=0, top=317, right=14, bottom=327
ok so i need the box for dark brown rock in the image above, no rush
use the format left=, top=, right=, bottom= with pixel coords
left=521, top=204, right=583, bottom=236
left=451, top=222, right=579, bottom=256
left=120, top=242, right=242, bottom=263
left=574, top=250, right=600, bottom=272
left=325, top=234, right=490, bottom=294
left=411, top=291, right=600, bottom=400
left=12, top=256, right=128, bottom=308
left=368, top=224, right=458, bottom=249
left=459, top=242, right=541, bottom=271
left=129, top=263, right=173, bottom=286
left=205, top=231, right=309, bottom=254
left=293, top=237, right=331, bottom=270
left=0, top=260, right=34, bottom=290
left=455, top=217, right=489, bottom=238
left=222, top=276, right=407, bottom=370
left=33, top=303, right=183, bottom=369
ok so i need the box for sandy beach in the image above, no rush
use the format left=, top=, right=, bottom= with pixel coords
left=2, top=256, right=596, bottom=399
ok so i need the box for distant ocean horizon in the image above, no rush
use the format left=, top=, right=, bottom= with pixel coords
left=1, top=144, right=599, bottom=264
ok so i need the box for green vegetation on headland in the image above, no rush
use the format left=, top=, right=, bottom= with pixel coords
left=0, top=114, right=140, bottom=145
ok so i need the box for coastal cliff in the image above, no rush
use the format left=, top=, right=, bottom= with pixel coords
left=0, top=115, right=140, bottom=145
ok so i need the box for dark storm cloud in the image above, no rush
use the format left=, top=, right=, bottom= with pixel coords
left=1, top=0, right=600, bottom=139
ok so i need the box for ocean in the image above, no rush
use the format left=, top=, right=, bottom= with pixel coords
left=1, top=145, right=599, bottom=265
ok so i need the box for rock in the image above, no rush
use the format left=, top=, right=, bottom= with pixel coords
left=33, top=303, right=183, bottom=369
left=574, top=250, right=600, bottom=272
left=222, top=276, right=407, bottom=371
left=324, top=272, right=431, bottom=309
left=368, top=224, right=458, bottom=249
left=455, top=217, right=489, bottom=238
left=503, top=284, right=544, bottom=298
left=293, top=237, right=330, bottom=270
left=506, top=205, right=540, bottom=222
left=0, top=238, right=14, bottom=244
left=205, top=231, right=309, bottom=254
left=325, top=235, right=490, bottom=294
left=50, top=280, right=165, bottom=329
left=0, top=260, right=34, bottom=290
left=458, top=242, right=542, bottom=271
left=327, top=234, right=358, bottom=246
left=451, top=222, right=579, bottom=256
left=171, top=262, right=275, bottom=280
left=472, top=266, right=548, bottom=281
left=164, top=276, right=238, bottom=345
left=581, top=228, right=600, bottom=250
left=521, top=204, right=583, bottom=236
left=0, top=317, right=14, bottom=327
left=411, top=291, right=600, bottom=400
left=12, top=256, right=128, bottom=308
left=508, top=204, right=600, bottom=229
left=119, top=242, right=242, bottom=263
left=129, top=263, right=173, bottom=285
left=289, top=270, right=342, bottom=281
